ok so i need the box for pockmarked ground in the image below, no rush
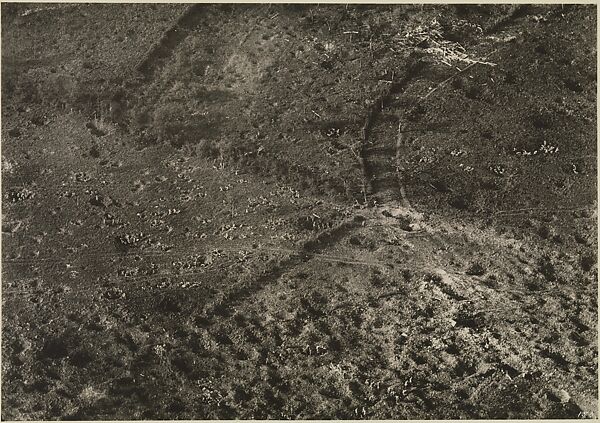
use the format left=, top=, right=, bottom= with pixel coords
left=1, top=4, right=597, bottom=419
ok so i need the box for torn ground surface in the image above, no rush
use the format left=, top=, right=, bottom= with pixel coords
left=1, top=4, right=597, bottom=419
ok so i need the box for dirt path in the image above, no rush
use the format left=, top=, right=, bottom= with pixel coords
left=135, top=4, right=205, bottom=80
left=359, top=59, right=425, bottom=207
left=205, top=217, right=363, bottom=318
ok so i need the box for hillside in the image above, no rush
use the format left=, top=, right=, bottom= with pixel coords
left=1, top=4, right=597, bottom=419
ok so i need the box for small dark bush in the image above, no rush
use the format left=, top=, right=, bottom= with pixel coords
left=581, top=254, right=595, bottom=272
left=538, top=256, right=556, bottom=281
left=466, top=262, right=486, bottom=276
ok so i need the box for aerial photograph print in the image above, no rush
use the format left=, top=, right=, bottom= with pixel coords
left=1, top=2, right=597, bottom=420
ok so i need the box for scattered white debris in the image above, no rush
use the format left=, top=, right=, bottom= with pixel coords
left=490, top=165, right=505, bottom=175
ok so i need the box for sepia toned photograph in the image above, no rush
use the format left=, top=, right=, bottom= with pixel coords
left=1, top=2, right=597, bottom=419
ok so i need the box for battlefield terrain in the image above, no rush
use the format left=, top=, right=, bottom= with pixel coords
left=1, top=4, right=597, bottom=419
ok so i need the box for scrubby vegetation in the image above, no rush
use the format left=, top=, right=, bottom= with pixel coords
left=2, top=4, right=596, bottom=420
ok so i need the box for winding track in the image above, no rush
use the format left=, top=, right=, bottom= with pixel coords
left=359, top=59, right=426, bottom=207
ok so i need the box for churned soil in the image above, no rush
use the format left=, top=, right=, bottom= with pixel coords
left=2, top=4, right=597, bottom=419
